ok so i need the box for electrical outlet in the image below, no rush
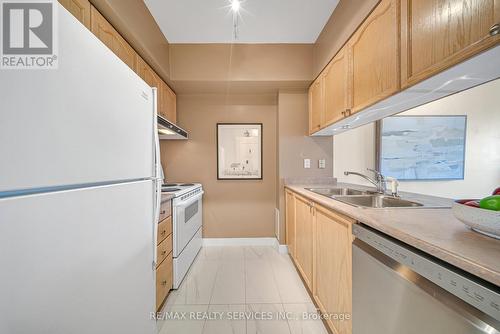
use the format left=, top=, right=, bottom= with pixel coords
left=319, top=159, right=326, bottom=169
left=304, top=159, right=311, bottom=169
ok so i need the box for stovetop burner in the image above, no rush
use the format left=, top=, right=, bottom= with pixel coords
left=162, top=188, right=181, bottom=192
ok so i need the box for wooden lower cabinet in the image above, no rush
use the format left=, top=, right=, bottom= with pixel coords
left=286, top=189, right=355, bottom=334
left=294, top=195, right=314, bottom=289
left=156, top=252, right=173, bottom=311
left=157, top=216, right=172, bottom=245
left=58, top=0, right=91, bottom=28
left=285, top=190, right=296, bottom=257
left=157, top=234, right=172, bottom=267
left=156, top=199, right=173, bottom=311
left=314, top=204, right=355, bottom=334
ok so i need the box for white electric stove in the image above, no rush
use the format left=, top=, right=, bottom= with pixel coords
left=161, top=182, right=203, bottom=289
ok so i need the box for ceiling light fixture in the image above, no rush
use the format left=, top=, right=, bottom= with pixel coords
left=230, top=0, right=241, bottom=12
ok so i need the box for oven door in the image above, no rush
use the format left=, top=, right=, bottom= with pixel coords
left=173, top=192, right=203, bottom=257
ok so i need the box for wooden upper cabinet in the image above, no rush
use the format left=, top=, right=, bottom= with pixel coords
left=136, top=56, right=161, bottom=88
left=308, top=78, right=324, bottom=135
left=161, top=82, right=177, bottom=124
left=314, top=205, right=354, bottom=334
left=136, top=57, right=177, bottom=123
left=348, top=0, right=400, bottom=113
left=285, top=190, right=296, bottom=258
left=401, top=0, right=500, bottom=88
left=90, top=6, right=137, bottom=71
left=294, top=195, right=314, bottom=289
left=323, top=46, right=351, bottom=127
left=58, top=0, right=91, bottom=29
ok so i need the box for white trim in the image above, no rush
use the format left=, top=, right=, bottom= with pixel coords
left=202, top=237, right=289, bottom=254
left=272, top=238, right=289, bottom=254
left=275, top=208, right=280, bottom=240
left=202, top=237, right=277, bottom=247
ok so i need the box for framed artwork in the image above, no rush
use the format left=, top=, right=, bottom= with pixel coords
left=377, top=115, right=467, bottom=181
left=217, top=123, right=263, bottom=180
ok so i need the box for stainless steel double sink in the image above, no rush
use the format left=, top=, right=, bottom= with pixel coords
left=305, top=187, right=424, bottom=209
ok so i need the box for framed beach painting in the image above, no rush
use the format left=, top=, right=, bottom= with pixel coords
left=217, top=123, right=263, bottom=180
left=377, top=116, right=467, bottom=181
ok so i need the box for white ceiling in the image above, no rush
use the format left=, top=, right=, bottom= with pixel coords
left=144, top=0, right=340, bottom=44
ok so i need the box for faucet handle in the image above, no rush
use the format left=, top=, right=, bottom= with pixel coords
left=367, top=168, right=384, bottom=180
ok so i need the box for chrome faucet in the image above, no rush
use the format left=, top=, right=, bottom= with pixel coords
left=344, top=168, right=387, bottom=194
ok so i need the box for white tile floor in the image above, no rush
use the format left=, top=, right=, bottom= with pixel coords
left=158, top=246, right=328, bottom=334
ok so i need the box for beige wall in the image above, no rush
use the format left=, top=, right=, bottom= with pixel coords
left=161, top=94, right=278, bottom=238
left=277, top=91, right=333, bottom=243
left=312, top=0, right=379, bottom=77
left=91, top=0, right=379, bottom=90
left=169, top=44, right=313, bottom=94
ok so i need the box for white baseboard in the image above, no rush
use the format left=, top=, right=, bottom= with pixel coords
left=272, top=238, right=288, bottom=254
left=275, top=208, right=280, bottom=241
left=202, top=237, right=289, bottom=254
left=203, top=237, right=278, bottom=247
left=203, top=238, right=288, bottom=254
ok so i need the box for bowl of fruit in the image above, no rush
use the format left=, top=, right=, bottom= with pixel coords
left=453, top=188, right=500, bottom=239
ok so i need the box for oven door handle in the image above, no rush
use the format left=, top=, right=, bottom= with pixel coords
left=176, top=191, right=204, bottom=209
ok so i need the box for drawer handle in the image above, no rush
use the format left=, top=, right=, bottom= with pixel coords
left=160, top=210, right=166, bottom=215
left=161, top=250, right=167, bottom=255
left=160, top=230, right=166, bottom=235
left=161, top=280, right=167, bottom=286
left=490, top=23, right=499, bottom=36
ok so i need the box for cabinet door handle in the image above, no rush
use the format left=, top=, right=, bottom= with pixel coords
left=341, top=110, right=346, bottom=117
left=346, top=108, right=351, bottom=116
left=160, top=210, right=166, bottom=215
left=161, top=250, right=167, bottom=255
left=161, top=230, right=166, bottom=235
left=490, top=23, right=499, bottom=36
left=161, top=280, right=167, bottom=286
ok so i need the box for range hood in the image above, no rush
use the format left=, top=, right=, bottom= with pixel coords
left=157, top=115, right=188, bottom=140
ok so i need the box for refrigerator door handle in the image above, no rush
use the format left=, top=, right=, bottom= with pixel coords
left=151, top=88, right=162, bottom=270
left=152, top=88, right=162, bottom=181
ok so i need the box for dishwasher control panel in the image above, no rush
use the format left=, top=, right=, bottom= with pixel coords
left=353, top=224, right=500, bottom=322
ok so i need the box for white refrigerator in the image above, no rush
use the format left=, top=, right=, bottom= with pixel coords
left=0, top=4, right=161, bottom=334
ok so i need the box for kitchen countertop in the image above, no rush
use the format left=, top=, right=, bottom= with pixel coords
left=286, top=183, right=500, bottom=287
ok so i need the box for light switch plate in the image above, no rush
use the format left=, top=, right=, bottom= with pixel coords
left=319, top=159, right=326, bottom=169
left=304, top=159, right=311, bottom=169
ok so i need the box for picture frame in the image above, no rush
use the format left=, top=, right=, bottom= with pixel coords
left=376, top=115, right=467, bottom=181
left=216, top=123, right=263, bottom=180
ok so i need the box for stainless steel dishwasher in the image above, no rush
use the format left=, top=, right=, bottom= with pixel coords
left=352, top=224, right=500, bottom=334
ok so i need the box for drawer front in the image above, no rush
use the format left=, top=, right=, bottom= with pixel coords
left=156, top=234, right=172, bottom=267
left=156, top=252, right=172, bottom=311
left=159, top=199, right=172, bottom=222
left=157, top=216, right=172, bottom=245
